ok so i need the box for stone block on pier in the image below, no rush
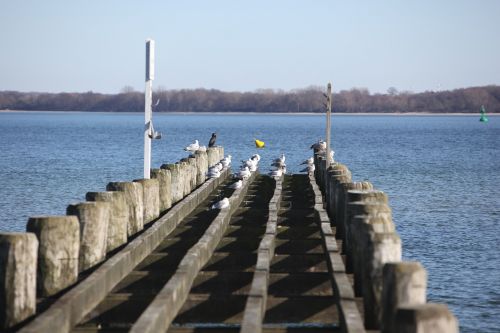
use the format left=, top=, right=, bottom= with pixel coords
left=67, top=202, right=110, bottom=271
left=194, top=151, right=208, bottom=185
left=86, top=191, right=128, bottom=252
left=26, top=216, right=79, bottom=297
left=395, top=303, right=458, bottom=333
left=363, top=232, right=402, bottom=330
left=162, top=163, right=184, bottom=204
left=0, top=232, right=38, bottom=329
left=106, top=181, right=144, bottom=236
left=150, top=169, right=172, bottom=212
left=133, top=179, right=160, bottom=224
left=382, top=261, right=427, bottom=333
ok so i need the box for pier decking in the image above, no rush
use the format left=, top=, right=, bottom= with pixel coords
left=0, top=147, right=458, bottom=333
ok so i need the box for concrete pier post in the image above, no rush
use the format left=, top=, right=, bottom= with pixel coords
left=333, top=174, right=351, bottom=237
left=66, top=202, right=110, bottom=271
left=340, top=183, right=374, bottom=257
left=352, top=214, right=395, bottom=296
left=26, top=216, right=79, bottom=297
left=163, top=163, right=184, bottom=204
left=194, top=151, right=208, bottom=185
left=325, top=166, right=344, bottom=218
left=0, top=233, right=38, bottom=329
left=344, top=190, right=387, bottom=270
left=363, top=232, right=402, bottom=329
left=85, top=192, right=128, bottom=252
left=207, top=147, right=218, bottom=167
left=395, top=303, right=458, bottom=333
left=217, top=146, right=224, bottom=161
left=382, top=262, right=427, bottom=333
left=188, top=156, right=198, bottom=190
left=133, top=179, right=160, bottom=224
left=179, top=159, right=192, bottom=197
left=106, top=182, right=144, bottom=236
left=150, top=169, right=172, bottom=212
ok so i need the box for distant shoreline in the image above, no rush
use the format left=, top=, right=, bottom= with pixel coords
left=0, top=110, right=497, bottom=116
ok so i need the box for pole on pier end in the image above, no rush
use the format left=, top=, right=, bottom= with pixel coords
left=144, top=39, right=156, bottom=179
left=325, top=82, right=332, bottom=173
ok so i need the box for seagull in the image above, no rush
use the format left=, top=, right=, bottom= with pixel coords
left=198, top=146, right=207, bottom=152
left=207, top=167, right=221, bottom=178
left=251, top=154, right=261, bottom=162
left=300, top=157, right=314, bottom=165
left=229, top=180, right=243, bottom=189
left=221, top=155, right=232, bottom=168
left=269, top=168, right=283, bottom=177
left=310, top=139, right=326, bottom=151
left=208, top=132, right=217, bottom=147
left=273, top=153, right=285, bottom=164
left=211, top=197, right=229, bottom=210
left=300, top=163, right=315, bottom=174
left=329, top=150, right=335, bottom=162
left=242, top=158, right=257, bottom=169
left=214, top=162, right=223, bottom=171
left=238, top=166, right=251, bottom=180
left=271, top=160, right=286, bottom=168
left=184, top=140, right=199, bottom=152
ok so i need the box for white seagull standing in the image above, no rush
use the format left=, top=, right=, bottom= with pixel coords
left=184, top=140, right=200, bottom=152
left=211, top=197, right=230, bottom=210
left=273, top=153, right=285, bottom=164
left=238, top=166, right=251, bottom=180
left=229, top=180, right=243, bottom=189
left=221, top=155, right=232, bottom=168
left=207, top=167, right=221, bottom=178
left=300, top=163, right=315, bottom=174
left=300, top=157, right=314, bottom=165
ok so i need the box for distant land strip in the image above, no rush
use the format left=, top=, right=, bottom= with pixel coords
left=1, top=85, right=499, bottom=113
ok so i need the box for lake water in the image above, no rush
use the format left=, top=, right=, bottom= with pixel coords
left=0, top=112, right=499, bottom=332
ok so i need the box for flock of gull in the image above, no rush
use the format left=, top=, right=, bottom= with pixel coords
left=181, top=136, right=334, bottom=211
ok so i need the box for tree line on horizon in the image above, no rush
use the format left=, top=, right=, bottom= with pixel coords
left=0, top=85, right=499, bottom=113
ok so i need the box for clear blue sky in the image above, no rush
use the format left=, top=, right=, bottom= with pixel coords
left=1, top=1, right=499, bottom=94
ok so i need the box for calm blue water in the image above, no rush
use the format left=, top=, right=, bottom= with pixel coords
left=0, top=112, right=499, bottom=332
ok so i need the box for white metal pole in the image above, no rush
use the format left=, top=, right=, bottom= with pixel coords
left=326, top=82, right=332, bottom=170
left=144, top=39, right=155, bottom=179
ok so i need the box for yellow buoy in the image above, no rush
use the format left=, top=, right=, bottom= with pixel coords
left=255, top=139, right=265, bottom=148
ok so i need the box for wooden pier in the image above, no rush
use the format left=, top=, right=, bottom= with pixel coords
left=0, top=147, right=458, bottom=333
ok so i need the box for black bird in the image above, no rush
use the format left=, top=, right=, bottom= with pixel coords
left=208, top=132, right=217, bottom=147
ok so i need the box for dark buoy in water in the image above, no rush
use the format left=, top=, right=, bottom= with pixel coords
left=479, top=105, right=488, bottom=123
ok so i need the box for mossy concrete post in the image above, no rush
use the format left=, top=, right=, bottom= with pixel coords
left=343, top=189, right=385, bottom=271
left=133, top=179, right=160, bottom=224
left=0, top=232, right=38, bottom=329
left=26, top=216, right=79, bottom=297
left=395, top=303, right=458, bottom=333
left=382, top=262, right=427, bottom=333
left=363, top=232, right=402, bottom=330
left=333, top=173, right=352, bottom=238
left=85, top=191, right=128, bottom=252
left=325, top=165, right=344, bottom=219
left=66, top=202, right=110, bottom=272
left=106, top=182, right=144, bottom=236
left=179, top=159, right=192, bottom=197
left=217, top=146, right=224, bottom=161
left=341, top=182, right=374, bottom=260
left=188, top=156, right=198, bottom=190
left=163, top=163, right=184, bottom=204
left=207, top=147, right=218, bottom=167
left=151, top=169, right=172, bottom=212
left=352, top=214, right=395, bottom=296
left=194, top=151, right=208, bottom=185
